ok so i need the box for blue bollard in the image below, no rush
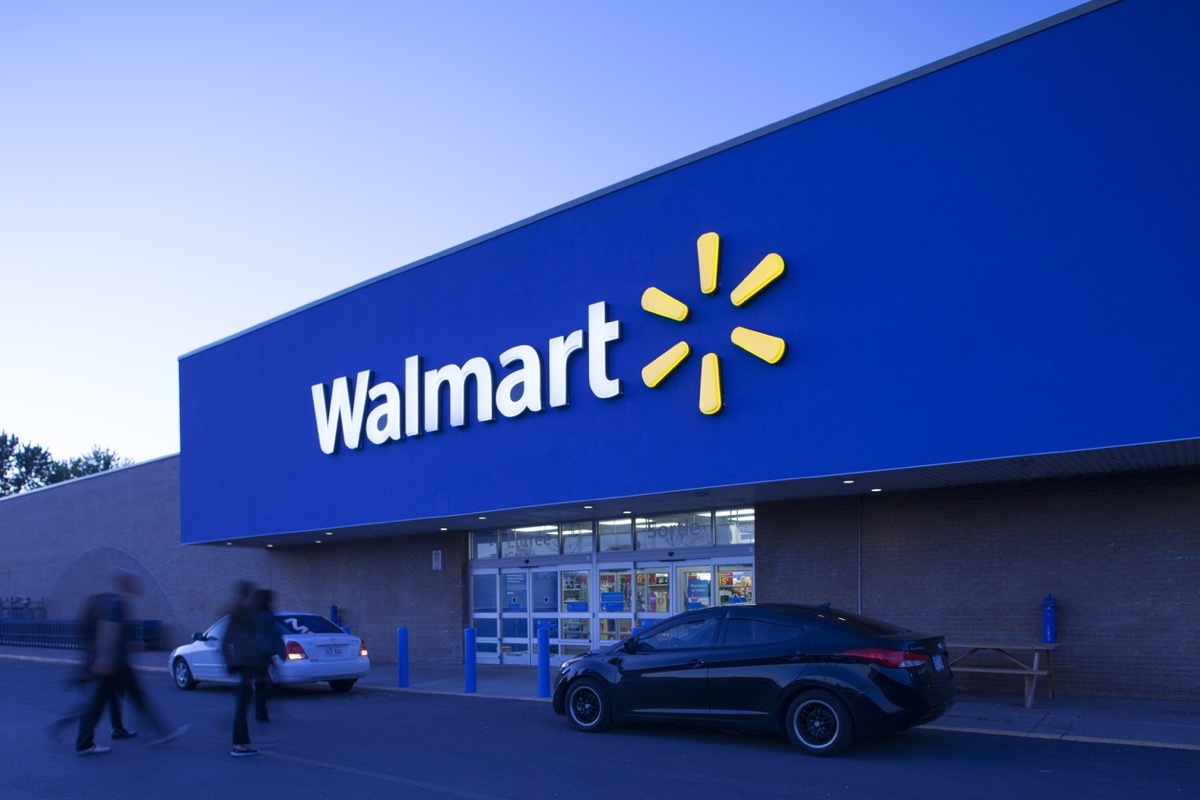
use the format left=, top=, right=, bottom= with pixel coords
left=537, top=626, right=551, bottom=698
left=464, top=628, right=477, bottom=693
left=1042, top=593, right=1057, bottom=643
left=397, top=627, right=409, bottom=688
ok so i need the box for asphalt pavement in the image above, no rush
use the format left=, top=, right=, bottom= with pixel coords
left=3, top=644, right=1197, bottom=753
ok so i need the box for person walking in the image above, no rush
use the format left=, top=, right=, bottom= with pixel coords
left=74, top=569, right=189, bottom=755
left=224, top=582, right=283, bottom=756
left=248, top=589, right=285, bottom=724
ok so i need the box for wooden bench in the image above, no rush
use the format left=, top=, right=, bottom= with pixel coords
left=946, top=643, right=1056, bottom=708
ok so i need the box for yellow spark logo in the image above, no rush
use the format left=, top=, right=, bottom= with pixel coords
left=640, top=232, right=786, bottom=415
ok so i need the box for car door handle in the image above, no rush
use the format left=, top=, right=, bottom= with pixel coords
left=686, top=659, right=706, bottom=668
left=785, top=653, right=809, bottom=662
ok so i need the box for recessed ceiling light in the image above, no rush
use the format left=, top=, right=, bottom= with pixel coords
left=225, top=542, right=232, bottom=546
left=266, top=544, right=274, bottom=549
left=871, top=488, right=882, bottom=493
left=325, top=531, right=333, bottom=536
left=623, top=510, right=632, bottom=515
left=440, top=527, right=448, bottom=531
left=583, top=505, right=593, bottom=509
left=843, top=479, right=855, bottom=484
left=478, top=516, right=487, bottom=520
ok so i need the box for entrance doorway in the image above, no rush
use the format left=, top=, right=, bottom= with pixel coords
left=469, top=559, right=753, bottom=664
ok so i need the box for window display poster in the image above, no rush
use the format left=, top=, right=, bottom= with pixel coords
left=601, top=592, right=625, bottom=612
left=687, top=578, right=709, bottom=609
left=505, top=573, right=527, bottom=611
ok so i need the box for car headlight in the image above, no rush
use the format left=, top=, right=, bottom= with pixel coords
left=559, top=655, right=584, bottom=673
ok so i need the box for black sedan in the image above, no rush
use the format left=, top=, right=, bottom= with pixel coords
left=552, top=603, right=955, bottom=755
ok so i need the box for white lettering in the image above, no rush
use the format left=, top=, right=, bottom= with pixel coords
left=496, top=345, right=543, bottom=418
left=588, top=301, right=621, bottom=399
left=366, top=381, right=402, bottom=445
left=548, top=330, right=584, bottom=408
left=310, top=303, right=623, bottom=454
left=425, top=357, right=495, bottom=432
left=311, top=370, right=372, bottom=454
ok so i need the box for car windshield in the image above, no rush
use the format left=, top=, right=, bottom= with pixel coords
left=274, top=614, right=343, bottom=635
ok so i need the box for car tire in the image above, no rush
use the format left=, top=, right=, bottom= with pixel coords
left=786, top=690, right=854, bottom=756
left=172, top=658, right=197, bottom=690
left=565, top=677, right=612, bottom=732
left=329, top=679, right=357, bottom=693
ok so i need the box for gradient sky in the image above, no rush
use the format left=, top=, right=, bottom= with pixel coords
left=1, top=1, right=1083, bottom=464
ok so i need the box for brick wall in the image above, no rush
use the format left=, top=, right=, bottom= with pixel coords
left=756, top=468, right=1200, bottom=701
left=4, top=456, right=1196, bottom=698
left=267, top=532, right=468, bottom=665
left=0, top=457, right=270, bottom=646
left=0, top=456, right=468, bottom=664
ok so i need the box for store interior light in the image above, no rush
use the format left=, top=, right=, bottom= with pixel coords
left=843, top=479, right=855, bottom=484
left=871, top=488, right=883, bottom=493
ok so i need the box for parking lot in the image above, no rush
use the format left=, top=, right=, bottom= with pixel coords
left=5, top=650, right=1198, bottom=800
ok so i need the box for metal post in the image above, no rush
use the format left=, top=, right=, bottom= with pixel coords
left=464, top=627, right=477, bottom=693
left=397, top=627, right=409, bottom=688
left=537, top=626, right=551, bottom=698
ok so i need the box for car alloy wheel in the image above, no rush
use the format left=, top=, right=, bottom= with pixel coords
left=565, top=678, right=612, bottom=732
left=786, top=690, right=853, bottom=756
left=172, top=658, right=196, bottom=690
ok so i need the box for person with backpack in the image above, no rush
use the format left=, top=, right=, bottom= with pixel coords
left=223, top=582, right=284, bottom=756
left=74, top=569, right=189, bottom=755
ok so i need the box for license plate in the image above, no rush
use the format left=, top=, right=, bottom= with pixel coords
left=932, top=654, right=945, bottom=672
left=323, top=645, right=344, bottom=657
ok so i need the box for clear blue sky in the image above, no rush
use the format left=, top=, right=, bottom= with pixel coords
left=1, top=1, right=1082, bottom=463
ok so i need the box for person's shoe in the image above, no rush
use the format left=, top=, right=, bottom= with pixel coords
left=76, top=745, right=112, bottom=756
left=111, top=728, right=138, bottom=739
left=230, top=745, right=258, bottom=757
left=149, top=724, right=190, bottom=746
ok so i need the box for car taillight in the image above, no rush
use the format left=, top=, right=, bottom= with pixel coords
left=358, top=638, right=369, bottom=657
left=843, top=647, right=928, bottom=669
left=286, top=641, right=308, bottom=661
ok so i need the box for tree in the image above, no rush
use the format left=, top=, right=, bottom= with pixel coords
left=0, top=431, right=131, bottom=497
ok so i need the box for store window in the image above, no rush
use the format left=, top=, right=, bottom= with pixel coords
left=501, top=525, right=559, bottom=557
left=716, top=508, right=755, bottom=545
left=561, top=570, right=589, bottom=612
left=472, top=531, right=498, bottom=559
left=598, top=517, right=633, bottom=551
left=561, top=521, right=594, bottom=555
left=716, top=564, right=753, bottom=605
left=636, top=512, right=712, bottom=550
left=635, top=567, right=670, bottom=614
left=677, top=566, right=712, bottom=610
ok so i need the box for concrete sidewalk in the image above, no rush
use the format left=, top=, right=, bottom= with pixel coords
left=5, top=645, right=1197, bottom=752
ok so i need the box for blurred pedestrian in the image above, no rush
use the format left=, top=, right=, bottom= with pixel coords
left=224, top=582, right=283, bottom=756
left=74, top=569, right=189, bottom=755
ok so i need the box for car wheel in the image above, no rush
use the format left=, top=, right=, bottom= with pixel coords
left=786, top=690, right=853, bottom=756
left=565, top=677, right=612, bottom=732
left=329, top=679, right=357, bottom=693
left=172, top=658, right=196, bottom=690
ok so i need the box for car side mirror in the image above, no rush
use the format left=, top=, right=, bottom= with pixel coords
left=192, top=632, right=205, bottom=642
left=622, top=638, right=639, bottom=654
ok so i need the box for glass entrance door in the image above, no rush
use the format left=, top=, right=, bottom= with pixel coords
left=597, top=566, right=633, bottom=644
left=499, top=570, right=531, bottom=664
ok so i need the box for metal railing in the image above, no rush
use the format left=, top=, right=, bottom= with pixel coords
left=0, top=619, right=163, bottom=651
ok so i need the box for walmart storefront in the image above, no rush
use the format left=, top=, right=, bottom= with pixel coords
left=178, top=0, right=1199, bottom=697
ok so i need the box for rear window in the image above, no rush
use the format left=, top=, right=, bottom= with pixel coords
left=274, top=614, right=343, bottom=635
left=809, top=609, right=906, bottom=636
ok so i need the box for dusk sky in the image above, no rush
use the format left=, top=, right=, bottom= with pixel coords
left=1, top=1, right=1082, bottom=464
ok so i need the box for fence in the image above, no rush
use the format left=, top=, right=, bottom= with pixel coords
left=1, top=597, right=47, bottom=620
left=0, top=619, right=164, bottom=651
